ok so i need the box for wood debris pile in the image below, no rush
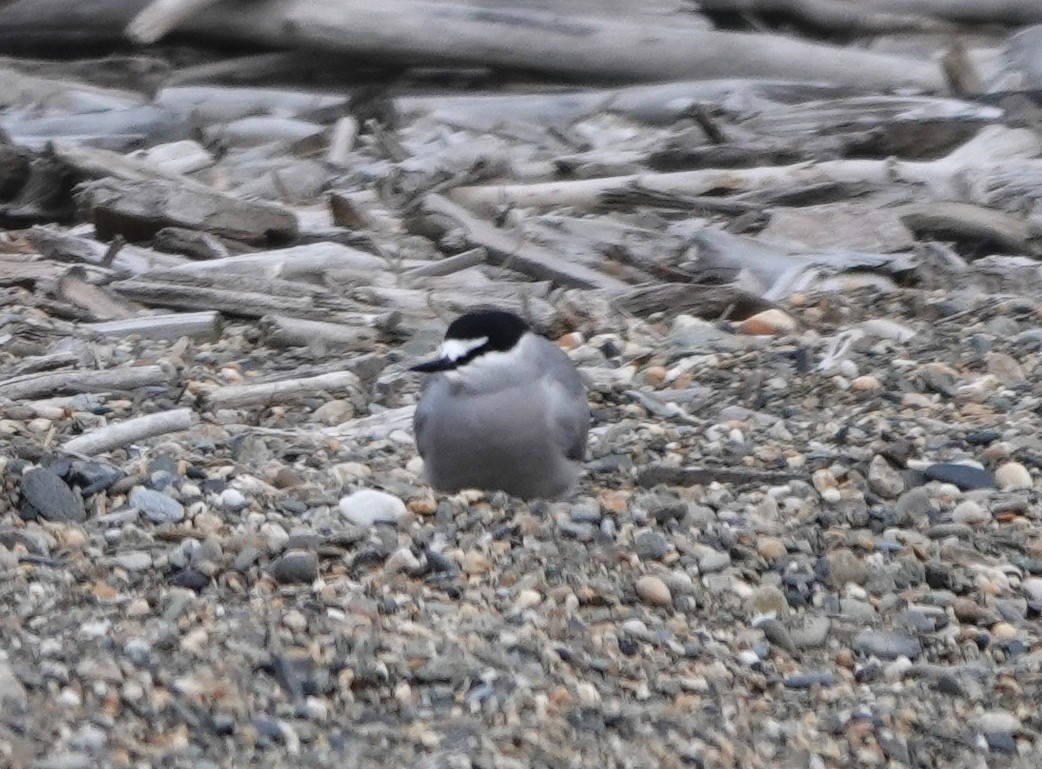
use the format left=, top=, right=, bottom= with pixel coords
left=2, top=0, right=1042, bottom=385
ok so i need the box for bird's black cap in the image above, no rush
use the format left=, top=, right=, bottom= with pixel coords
left=410, top=310, right=530, bottom=372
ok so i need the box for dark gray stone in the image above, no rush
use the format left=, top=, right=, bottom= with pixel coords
left=20, top=467, right=86, bottom=523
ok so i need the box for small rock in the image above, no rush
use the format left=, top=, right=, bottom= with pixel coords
left=312, top=399, right=354, bottom=426
left=827, top=549, right=868, bottom=587
left=951, top=499, right=990, bottom=526
left=995, top=462, right=1032, bottom=491
left=746, top=585, right=790, bottom=619
left=852, top=630, right=921, bottom=660
left=975, top=711, right=1021, bottom=736
left=0, top=660, right=27, bottom=717
left=737, top=309, right=796, bottom=336
left=462, top=550, right=491, bottom=575
left=20, top=467, right=86, bottom=523
left=269, top=550, right=318, bottom=584
left=338, top=489, right=409, bottom=527
left=868, top=455, right=904, bottom=499
left=633, top=530, right=670, bottom=561
left=851, top=375, right=881, bottom=392
left=1022, top=577, right=1042, bottom=602
left=789, top=615, right=831, bottom=649
left=636, top=575, right=672, bottom=606
left=923, top=463, right=994, bottom=491
left=219, top=488, right=249, bottom=513
left=986, top=352, right=1025, bottom=385
left=894, top=487, right=933, bottom=522
left=757, top=537, right=786, bottom=561
left=129, top=487, right=185, bottom=524
left=112, top=551, right=153, bottom=571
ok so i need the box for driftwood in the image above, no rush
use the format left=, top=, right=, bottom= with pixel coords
left=412, top=194, right=626, bottom=290
left=448, top=126, right=1042, bottom=214
left=0, top=0, right=945, bottom=89
left=26, top=225, right=189, bottom=274
left=899, top=202, right=1042, bottom=256
left=259, top=313, right=400, bottom=349
left=198, top=0, right=943, bottom=90
left=109, top=278, right=337, bottom=318
left=165, top=242, right=386, bottom=280
left=54, top=269, right=137, bottom=320
left=76, top=176, right=299, bottom=245
left=696, top=0, right=954, bottom=32
left=85, top=311, right=222, bottom=341
left=0, top=365, right=169, bottom=400
left=201, top=370, right=361, bottom=410
left=609, top=282, right=773, bottom=319
left=61, top=406, right=194, bottom=455
left=400, top=247, right=488, bottom=280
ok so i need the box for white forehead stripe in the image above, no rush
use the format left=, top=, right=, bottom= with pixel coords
left=440, top=336, right=488, bottom=361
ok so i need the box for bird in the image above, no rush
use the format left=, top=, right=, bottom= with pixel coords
left=410, top=309, right=589, bottom=500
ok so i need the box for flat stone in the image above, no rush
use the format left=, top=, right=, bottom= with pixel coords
left=852, top=630, right=921, bottom=660
left=827, top=549, right=868, bottom=587
left=20, top=467, right=86, bottom=523
left=923, top=463, right=994, bottom=491
left=129, top=486, right=184, bottom=524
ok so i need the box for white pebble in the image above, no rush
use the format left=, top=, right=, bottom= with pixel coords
left=995, top=462, right=1032, bottom=491
left=339, top=489, right=409, bottom=527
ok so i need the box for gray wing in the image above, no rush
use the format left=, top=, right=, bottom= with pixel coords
left=413, top=374, right=446, bottom=459
left=541, top=344, right=590, bottom=462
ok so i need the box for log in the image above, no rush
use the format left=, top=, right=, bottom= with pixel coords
left=201, top=371, right=361, bottom=410
left=412, top=194, right=626, bottom=290
left=165, top=242, right=386, bottom=280
left=0, top=0, right=944, bottom=89
left=198, top=0, right=943, bottom=90
left=400, top=247, right=487, bottom=279
left=61, top=407, right=194, bottom=455
left=448, top=126, right=1042, bottom=213
left=697, top=0, right=953, bottom=32
left=26, top=225, right=189, bottom=275
left=54, top=269, right=137, bottom=320
left=85, top=311, right=222, bottom=341
left=109, top=278, right=331, bottom=318
left=259, top=313, right=400, bottom=349
left=0, top=365, right=169, bottom=401
left=899, top=202, right=1042, bottom=256
left=76, top=176, right=299, bottom=245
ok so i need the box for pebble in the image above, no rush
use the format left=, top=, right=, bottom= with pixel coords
left=0, top=660, right=27, bottom=716
left=894, top=487, right=933, bottom=522
left=852, top=630, right=922, bottom=660
left=338, top=489, right=409, bottom=527
left=756, top=537, right=786, bottom=561
left=850, top=375, right=881, bottom=392
left=827, top=549, right=868, bottom=587
left=269, top=550, right=318, bottom=584
left=633, top=530, right=670, bottom=560
left=923, top=463, right=994, bottom=491
left=1022, top=577, right=1042, bottom=602
left=868, top=455, right=904, bottom=499
left=995, top=462, right=1032, bottom=491
left=462, top=550, right=491, bottom=575
left=112, top=551, right=153, bottom=571
left=312, top=399, right=354, bottom=426
left=220, top=488, right=249, bottom=512
left=636, top=575, right=672, bottom=606
left=129, top=486, right=185, bottom=524
left=19, top=467, right=86, bottom=523
left=746, top=585, right=790, bottom=619
left=951, top=500, right=990, bottom=526
left=737, top=309, right=796, bottom=336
